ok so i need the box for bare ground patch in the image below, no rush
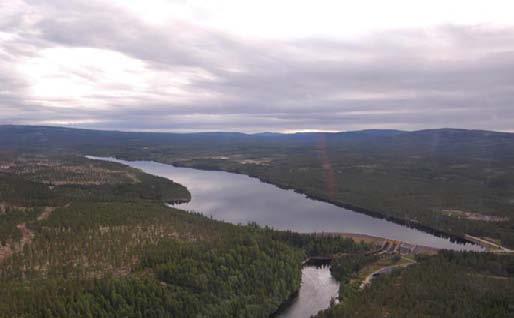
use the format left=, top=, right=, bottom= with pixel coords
left=0, top=223, right=34, bottom=264
left=441, top=209, right=509, bottom=222
left=37, top=206, right=56, bottom=221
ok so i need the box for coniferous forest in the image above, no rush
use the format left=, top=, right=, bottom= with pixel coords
left=316, top=251, right=514, bottom=318
left=0, top=126, right=513, bottom=317
left=0, top=153, right=364, bottom=317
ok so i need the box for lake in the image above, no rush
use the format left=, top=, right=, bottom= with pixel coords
left=88, top=157, right=481, bottom=317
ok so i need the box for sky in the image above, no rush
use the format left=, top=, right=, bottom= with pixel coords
left=1, top=0, right=514, bottom=132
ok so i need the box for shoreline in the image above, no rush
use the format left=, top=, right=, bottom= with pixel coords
left=168, top=160, right=478, bottom=247
left=270, top=289, right=300, bottom=318
left=89, top=155, right=485, bottom=250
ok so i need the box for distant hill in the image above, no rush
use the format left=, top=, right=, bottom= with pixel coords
left=1, top=125, right=514, bottom=161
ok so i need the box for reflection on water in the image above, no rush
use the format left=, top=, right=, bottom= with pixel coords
left=277, top=265, right=339, bottom=318
left=88, top=157, right=481, bottom=251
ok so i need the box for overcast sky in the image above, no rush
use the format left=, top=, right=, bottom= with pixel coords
left=2, top=0, right=514, bottom=132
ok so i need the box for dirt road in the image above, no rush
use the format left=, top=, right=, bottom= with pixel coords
left=360, top=258, right=416, bottom=289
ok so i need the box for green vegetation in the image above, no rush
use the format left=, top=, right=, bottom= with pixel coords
left=0, top=153, right=364, bottom=317
left=113, top=129, right=514, bottom=249
left=167, top=147, right=514, bottom=249
left=2, top=126, right=514, bottom=317
left=3, top=126, right=514, bottom=247
left=316, top=252, right=514, bottom=318
left=330, top=254, right=378, bottom=283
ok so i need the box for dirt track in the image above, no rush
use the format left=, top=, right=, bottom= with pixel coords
left=37, top=206, right=56, bottom=221
left=359, top=257, right=416, bottom=289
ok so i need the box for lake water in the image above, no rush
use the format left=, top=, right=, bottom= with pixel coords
left=88, top=157, right=482, bottom=318
left=92, top=157, right=480, bottom=251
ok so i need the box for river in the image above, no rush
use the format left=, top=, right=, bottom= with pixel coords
left=276, top=265, right=339, bottom=318
left=88, top=157, right=481, bottom=317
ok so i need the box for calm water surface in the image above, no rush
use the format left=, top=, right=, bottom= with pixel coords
left=92, top=157, right=479, bottom=251
left=277, top=266, right=339, bottom=318
left=89, top=157, right=481, bottom=318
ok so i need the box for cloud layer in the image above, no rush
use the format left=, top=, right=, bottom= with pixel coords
left=2, top=0, right=514, bottom=132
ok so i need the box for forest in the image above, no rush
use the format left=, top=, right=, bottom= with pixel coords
left=3, top=126, right=512, bottom=249
left=0, top=153, right=365, bottom=317
left=1, top=126, right=514, bottom=317
left=316, top=251, right=514, bottom=318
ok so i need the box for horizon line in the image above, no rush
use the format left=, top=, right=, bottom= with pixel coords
left=1, top=124, right=513, bottom=135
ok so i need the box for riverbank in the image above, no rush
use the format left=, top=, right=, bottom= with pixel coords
left=270, top=290, right=300, bottom=317
left=277, top=233, right=437, bottom=318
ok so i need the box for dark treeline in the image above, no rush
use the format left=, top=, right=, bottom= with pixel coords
left=267, top=231, right=368, bottom=257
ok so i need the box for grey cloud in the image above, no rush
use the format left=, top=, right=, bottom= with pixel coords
left=1, top=0, right=514, bottom=132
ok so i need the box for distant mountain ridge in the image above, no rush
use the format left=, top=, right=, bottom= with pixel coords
left=1, top=124, right=510, bottom=136
left=1, top=125, right=514, bottom=161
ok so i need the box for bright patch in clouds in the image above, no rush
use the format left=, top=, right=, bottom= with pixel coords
left=16, top=47, right=218, bottom=109
left=17, top=48, right=147, bottom=108
left=1, top=0, right=514, bottom=132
